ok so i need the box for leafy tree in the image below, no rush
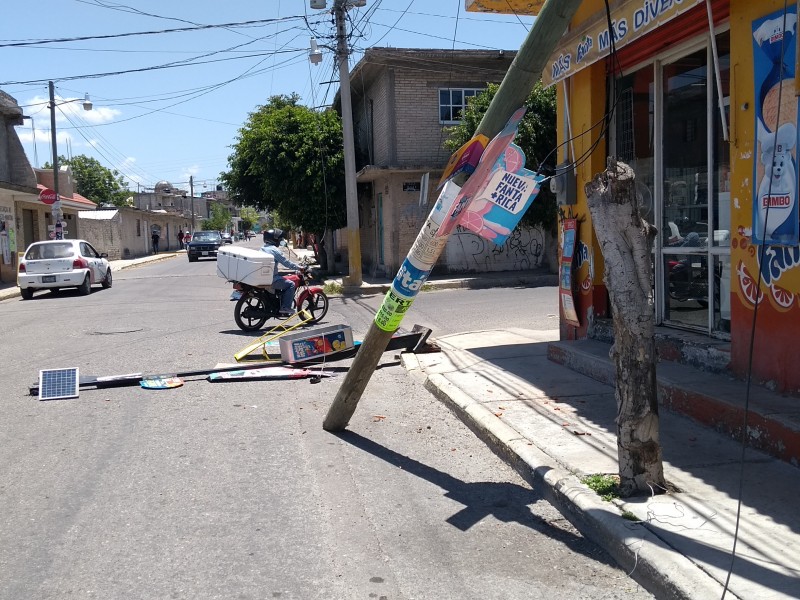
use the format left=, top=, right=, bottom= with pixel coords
left=237, top=206, right=260, bottom=232
left=202, top=203, right=232, bottom=232
left=444, top=82, right=558, bottom=234
left=220, top=94, right=346, bottom=236
left=45, top=154, right=130, bottom=206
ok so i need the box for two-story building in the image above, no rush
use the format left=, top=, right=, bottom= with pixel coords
left=338, top=47, right=550, bottom=277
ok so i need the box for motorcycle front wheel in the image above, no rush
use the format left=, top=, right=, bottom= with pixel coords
left=234, top=292, right=269, bottom=331
left=297, top=291, right=329, bottom=324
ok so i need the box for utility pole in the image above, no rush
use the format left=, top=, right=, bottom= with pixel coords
left=334, top=0, right=362, bottom=287
left=48, top=81, right=63, bottom=240
left=190, top=175, right=195, bottom=233
left=323, top=0, right=583, bottom=431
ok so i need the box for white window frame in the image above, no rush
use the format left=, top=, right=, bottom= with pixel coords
left=439, top=88, right=483, bottom=124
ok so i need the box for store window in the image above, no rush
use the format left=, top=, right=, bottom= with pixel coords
left=439, top=88, right=483, bottom=123
left=613, top=31, right=730, bottom=335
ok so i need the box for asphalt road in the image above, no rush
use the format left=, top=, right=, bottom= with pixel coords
left=0, top=254, right=651, bottom=600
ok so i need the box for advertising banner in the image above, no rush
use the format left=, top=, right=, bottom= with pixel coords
left=752, top=7, right=799, bottom=246
left=374, top=107, right=536, bottom=332
left=458, top=143, right=544, bottom=245
left=436, top=134, right=488, bottom=190
left=560, top=218, right=580, bottom=326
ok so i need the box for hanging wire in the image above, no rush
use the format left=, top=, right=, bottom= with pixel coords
left=721, top=6, right=790, bottom=598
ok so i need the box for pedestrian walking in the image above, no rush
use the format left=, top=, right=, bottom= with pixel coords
left=151, top=230, right=160, bottom=254
left=177, top=228, right=184, bottom=250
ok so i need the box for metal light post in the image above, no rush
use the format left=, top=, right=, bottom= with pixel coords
left=48, top=81, right=92, bottom=240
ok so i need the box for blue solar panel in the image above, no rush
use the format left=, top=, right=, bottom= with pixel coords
left=38, top=368, right=80, bottom=401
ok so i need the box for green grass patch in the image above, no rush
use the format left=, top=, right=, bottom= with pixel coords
left=581, top=473, right=621, bottom=502
left=621, top=510, right=639, bottom=522
left=323, top=281, right=344, bottom=296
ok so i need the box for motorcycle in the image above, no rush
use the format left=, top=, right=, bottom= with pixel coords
left=667, top=232, right=709, bottom=308
left=230, top=266, right=329, bottom=331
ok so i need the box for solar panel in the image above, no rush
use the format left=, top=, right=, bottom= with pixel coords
left=38, top=368, right=80, bottom=401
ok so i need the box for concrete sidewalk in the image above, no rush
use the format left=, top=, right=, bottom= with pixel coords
left=401, top=328, right=800, bottom=600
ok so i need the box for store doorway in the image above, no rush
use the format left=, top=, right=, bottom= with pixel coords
left=614, top=31, right=730, bottom=335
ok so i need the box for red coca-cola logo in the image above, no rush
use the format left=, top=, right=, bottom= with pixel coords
left=39, top=188, right=58, bottom=205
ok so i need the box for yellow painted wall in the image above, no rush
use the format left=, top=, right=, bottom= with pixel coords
left=728, top=0, right=800, bottom=393
left=557, top=0, right=609, bottom=338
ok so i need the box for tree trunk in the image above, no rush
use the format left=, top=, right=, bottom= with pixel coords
left=584, top=157, right=665, bottom=497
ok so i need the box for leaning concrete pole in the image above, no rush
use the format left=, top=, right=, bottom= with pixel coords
left=323, top=0, right=583, bottom=431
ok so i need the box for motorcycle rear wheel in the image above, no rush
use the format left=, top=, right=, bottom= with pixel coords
left=235, top=292, right=269, bottom=331
left=297, top=291, right=329, bottom=324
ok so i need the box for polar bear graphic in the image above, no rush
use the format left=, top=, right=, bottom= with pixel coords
left=756, top=122, right=797, bottom=243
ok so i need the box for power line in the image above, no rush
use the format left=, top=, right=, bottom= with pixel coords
left=0, top=15, right=311, bottom=48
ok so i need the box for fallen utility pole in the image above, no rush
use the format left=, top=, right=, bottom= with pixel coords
left=323, top=0, right=583, bottom=431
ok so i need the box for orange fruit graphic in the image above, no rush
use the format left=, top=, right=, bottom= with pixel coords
left=770, top=283, right=795, bottom=310
left=736, top=260, right=764, bottom=307
left=459, top=210, right=484, bottom=233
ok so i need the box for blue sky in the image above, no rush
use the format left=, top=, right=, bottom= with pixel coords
left=2, top=1, right=533, bottom=194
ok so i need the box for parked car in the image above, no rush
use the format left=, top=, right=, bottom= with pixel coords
left=220, top=232, right=233, bottom=244
left=186, top=230, right=223, bottom=262
left=17, top=239, right=112, bottom=300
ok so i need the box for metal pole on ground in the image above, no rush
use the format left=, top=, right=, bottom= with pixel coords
left=323, top=0, right=583, bottom=431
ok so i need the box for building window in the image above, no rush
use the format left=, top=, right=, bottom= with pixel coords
left=439, top=88, right=483, bottom=123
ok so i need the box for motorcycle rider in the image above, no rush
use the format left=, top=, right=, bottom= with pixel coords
left=260, top=228, right=305, bottom=317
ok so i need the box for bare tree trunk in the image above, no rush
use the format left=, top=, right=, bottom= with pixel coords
left=584, top=157, right=665, bottom=497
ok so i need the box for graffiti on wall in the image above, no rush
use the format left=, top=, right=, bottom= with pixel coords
left=445, top=225, right=544, bottom=272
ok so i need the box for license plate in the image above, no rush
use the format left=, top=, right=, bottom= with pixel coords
left=202, top=251, right=209, bottom=256
left=230, top=291, right=242, bottom=301
left=42, top=275, right=56, bottom=283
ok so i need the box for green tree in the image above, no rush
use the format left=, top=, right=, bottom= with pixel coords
left=220, top=94, right=346, bottom=236
left=202, top=203, right=232, bottom=232
left=46, top=155, right=130, bottom=206
left=237, top=206, right=260, bottom=232
left=444, top=82, right=558, bottom=234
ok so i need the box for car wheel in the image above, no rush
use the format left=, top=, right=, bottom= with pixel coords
left=101, top=268, right=113, bottom=288
left=20, top=288, right=34, bottom=300
left=188, top=255, right=197, bottom=262
left=78, top=274, right=91, bottom=295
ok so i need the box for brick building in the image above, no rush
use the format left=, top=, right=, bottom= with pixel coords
left=338, top=48, right=548, bottom=277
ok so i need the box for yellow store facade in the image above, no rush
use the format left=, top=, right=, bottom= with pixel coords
left=478, top=0, right=800, bottom=394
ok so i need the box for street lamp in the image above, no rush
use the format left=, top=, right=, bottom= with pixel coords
left=48, top=80, right=92, bottom=240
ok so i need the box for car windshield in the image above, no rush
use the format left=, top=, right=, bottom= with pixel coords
left=26, top=243, right=74, bottom=260
left=193, top=232, right=221, bottom=241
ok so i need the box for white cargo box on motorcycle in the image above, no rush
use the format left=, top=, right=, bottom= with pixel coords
left=217, top=246, right=276, bottom=287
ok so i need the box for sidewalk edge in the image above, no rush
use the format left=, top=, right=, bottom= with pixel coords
left=418, top=367, right=732, bottom=600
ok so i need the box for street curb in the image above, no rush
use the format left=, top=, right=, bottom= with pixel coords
left=414, top=367, right=731, bottom=600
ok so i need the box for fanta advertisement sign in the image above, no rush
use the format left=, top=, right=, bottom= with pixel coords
left=457, top=143, right=543, bottom=245
left=479, top=170, right=537, bottom=215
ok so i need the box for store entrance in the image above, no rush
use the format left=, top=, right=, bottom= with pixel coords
left=614, top=32, right=730, bottom=335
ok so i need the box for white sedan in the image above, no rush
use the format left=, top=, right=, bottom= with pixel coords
left=17, top=239, right=113, bottom=300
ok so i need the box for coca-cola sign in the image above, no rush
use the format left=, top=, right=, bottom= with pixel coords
left=39, top=188, right=58, bottom=205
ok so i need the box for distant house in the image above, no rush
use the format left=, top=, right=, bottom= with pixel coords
left=336, top=47, right=547, bottom=277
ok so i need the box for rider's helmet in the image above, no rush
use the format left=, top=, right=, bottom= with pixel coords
left=263, top=228, right=285, bottom=246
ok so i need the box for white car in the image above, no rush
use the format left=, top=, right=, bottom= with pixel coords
left=17, top=239, right=112, bottom=300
